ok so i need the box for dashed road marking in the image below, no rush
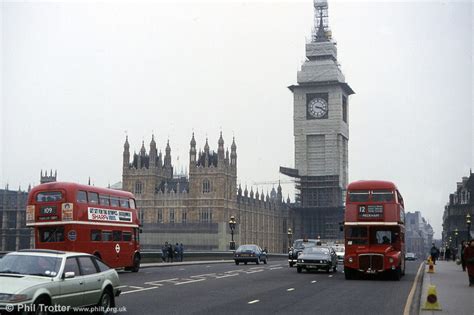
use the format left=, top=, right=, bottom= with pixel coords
left=287, top=288, right=295, bottom=292
left=121, top=287, right=158, bottom=295
left=248, top=300, right=260, bottom=304
left=270, top=267, right=283, bottom=270
left=128, top=286, right=145, bottom=289
left=175, top=278, right=206, bottom=285
left=328, top=275, right=333, bottom=278
left=311, top=280, right=317, bottom=283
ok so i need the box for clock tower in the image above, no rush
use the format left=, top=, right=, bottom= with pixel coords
left=282, top=0, right=354, bottom=240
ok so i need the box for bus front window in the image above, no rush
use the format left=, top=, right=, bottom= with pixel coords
left=348, top=191, right=369, bottom=202
left=346, top=227, right=368, bottom=245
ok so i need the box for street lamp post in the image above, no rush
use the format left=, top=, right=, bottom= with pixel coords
left=287, top=228, right=293, bottom=250
left=229, top=215, right=236, bottom=250
left=467, top=213, right=471, bottom=240
left=454, top=228, right=459, bottom=248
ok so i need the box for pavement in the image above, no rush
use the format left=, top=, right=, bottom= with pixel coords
left=419, top=260, right=474, bottom=315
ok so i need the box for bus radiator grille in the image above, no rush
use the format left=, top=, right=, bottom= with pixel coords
left=359, top=254, right=384, bottom=271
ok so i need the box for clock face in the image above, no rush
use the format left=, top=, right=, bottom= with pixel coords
left=308, top=98, right=328, bottom=118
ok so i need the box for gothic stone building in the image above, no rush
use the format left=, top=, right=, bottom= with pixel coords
left=0, top=186, right=31, bottom=251
left=122, top=133, right=289, bottom=253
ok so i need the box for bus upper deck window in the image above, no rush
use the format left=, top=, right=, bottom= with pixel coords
left=99, top=195, right=110, bottom=206
left=88, top=192, right=99, bottom=204
left=110, top=197, right=119, bottom=207
left=120, top=198, right=130, bottom=208
left=372, top=190, right=394, bottom=202
left=348, top=190, right=369, bottom=202
left=36, top=191, right=63, bottom=202
left=76, top=190, right=87, bottom=203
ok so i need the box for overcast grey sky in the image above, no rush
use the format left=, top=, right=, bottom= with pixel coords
left=1, top=0, right=472, bottom=238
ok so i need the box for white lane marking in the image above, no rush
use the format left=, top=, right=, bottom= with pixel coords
left=245, top=270, right=264, bottom=274
left=270, top=267, right=283, bottom=270
left=117, top=285, right=127, bottom=288
left=121, top=287, right=158, bottom=295
left=328, top=275, right=333, bottom=278
left=206, top=265, right=211, bottom=268
left=128, top=286, right=145, bottom=289
left=287, top=288, right=295, bottom=292
left=215, top=273, right=239, bottom=279
left=175, top=278, right=206, bottom=285
left=311, top=280, right=317, bottom=283
left=248, top=300, right=260, bottom=304
left=192, top=273, right=216, bottom=278
left=179, top=268, right=185, bottom=271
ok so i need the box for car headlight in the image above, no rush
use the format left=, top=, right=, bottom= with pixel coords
left=348, top=257, right=354, bottom=263
left=389, top=258, right=394, bottom=263
left=0, top=294, right=29, bottom=303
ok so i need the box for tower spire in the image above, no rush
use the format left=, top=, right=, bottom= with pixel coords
left=313, top=0, right=330, bottom=42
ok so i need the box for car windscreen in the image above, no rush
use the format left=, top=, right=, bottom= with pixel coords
left=0, top=254, right=62, bottom=277
left=237, top=245, right=256, bottom=252
left=293, top=241, right=316, bottom=249
left=303, top=247, right=329, bottom=254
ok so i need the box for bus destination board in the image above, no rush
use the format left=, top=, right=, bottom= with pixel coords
left=358, top=205, right=384, bottom=219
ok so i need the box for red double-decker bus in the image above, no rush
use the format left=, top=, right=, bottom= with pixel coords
left=343, top=180, right=405, bottom=280
left=26, top=182, right=141, bottom=271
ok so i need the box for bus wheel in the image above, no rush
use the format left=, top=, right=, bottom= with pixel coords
left=131, top=254, right=140, bottom=272
left=392, top=266, right=401, bottom=281
left=344, top=267, right=353, bottom=280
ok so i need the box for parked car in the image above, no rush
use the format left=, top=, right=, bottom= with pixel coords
left=405, top=252, right=417, bottom=261
left=234, top=245, right=267, bottom=265
left=288, top=239, right=318, bottom=267
left=296, top=246, right=338, bottom=273
left=334, top=245, right=345, bottom=263
left=0, top=249, right=121, bottom=313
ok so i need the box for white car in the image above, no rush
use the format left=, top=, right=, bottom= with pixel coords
left=334, top=246, right=345, bottom=263
left=0, top=249, right=121, bottom=313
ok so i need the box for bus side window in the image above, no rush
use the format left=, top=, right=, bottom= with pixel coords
left=113, top=230, right=122, bottom=241
left=120, top=198, right=130, bottom=208
left=99, top=195, right=110, bottom=206
left=102, top=231, right=112, bottom=241
left=88, top=192, right=99, bottom=205
left=110, top=197, right=119, bottom=207
left=77, top=190, right=88, bottom=203
left=129, top=199, right=136, bottom=209
left=91, top=230, right=101, bottom=241
left=123, top=232, right=132, bottom=242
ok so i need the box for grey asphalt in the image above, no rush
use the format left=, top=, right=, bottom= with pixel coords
left=116, top=259, right=420, bottom=315
left=419, top=260, right=474, bottom=315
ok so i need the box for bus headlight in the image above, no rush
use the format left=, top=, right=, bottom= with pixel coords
left=389, top=258, right=394, bottom=263
left=348, top=257, right=353, bottom=263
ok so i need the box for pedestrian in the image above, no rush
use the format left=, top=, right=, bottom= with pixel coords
left=162, top=242, right=169, bottom=262
left=463, top=239, right=474, bottom=286
left=175, top=243, right=180, bottom=262
left=179, top=243, right=184, bottom=262
left=430, top=243, right=440, bottom=265
left=461, top=241, right=467, bottom=271
left=445, top=247, right=451, bottom=261
left=168, top=243, right=174, bottom=262
left=452, top=247, right=457, bottom=262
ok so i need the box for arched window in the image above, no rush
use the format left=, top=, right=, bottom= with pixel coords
left=202, top=179, right=211, bottom=193
left=135, top=181, right=143, bottom=194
